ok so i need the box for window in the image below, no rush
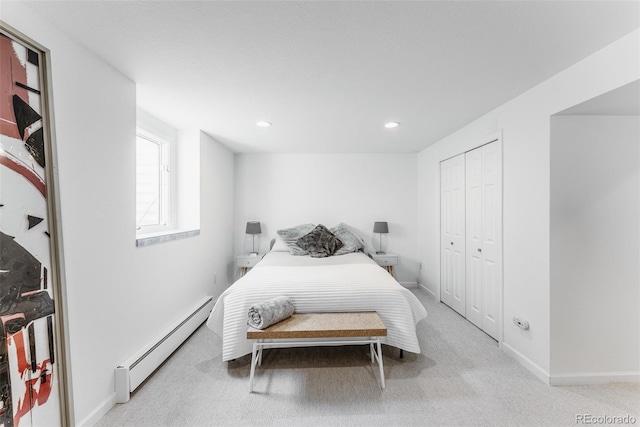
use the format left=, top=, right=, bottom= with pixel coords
left=136, top=128, right=171, bottom=233
left=134, top=108, right=200, bottom=247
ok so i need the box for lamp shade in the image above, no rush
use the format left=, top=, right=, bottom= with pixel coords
left=373, top=222, right=389, bottom=233
left=245, top=221, right=262, bottom=234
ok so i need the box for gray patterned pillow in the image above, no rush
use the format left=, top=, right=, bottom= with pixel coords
left=296, top=224, right=344, bottom=258
left=276, top=223, right=316, bottom=255
left=331, top=223, right=365, bottom=255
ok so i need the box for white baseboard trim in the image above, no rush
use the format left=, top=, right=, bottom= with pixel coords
left=501, top=342, right=550, bottom=384
left=500, top=343, right=638, bottom=386
left=399, top=281, right=419, bottom=288
left=549, top=372, right=640, bottom=386
left=77, top=392, right=116, bottom=427
left=418, top=283, right=437, bottom=297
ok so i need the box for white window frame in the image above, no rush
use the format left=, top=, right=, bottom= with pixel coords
left=136, top=128, right=173, bottom=234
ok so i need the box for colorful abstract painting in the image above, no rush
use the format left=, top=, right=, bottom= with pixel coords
left=0, top=32, right=61, bottom=427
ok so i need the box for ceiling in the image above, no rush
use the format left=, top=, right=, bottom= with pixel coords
left=28, top=1, right=639, bottom=153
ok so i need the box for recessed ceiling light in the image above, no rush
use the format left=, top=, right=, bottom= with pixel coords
left=256, top=121, right=272, bottom=127
left=384, top=122, right=400, bottom=128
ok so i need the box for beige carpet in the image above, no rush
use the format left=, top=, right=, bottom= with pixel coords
left=96, top=289, right=639, bottom=426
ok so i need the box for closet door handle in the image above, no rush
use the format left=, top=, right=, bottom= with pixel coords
left=477, top=248, right=482, bottom=252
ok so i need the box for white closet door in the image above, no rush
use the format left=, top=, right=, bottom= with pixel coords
left=465, top=147, right=483, bottom=328
left=440, top=154, right=466, bottom=316
left=465, top=141, right=502, bottom=340
left=480, top=141, right=502, bottom=340
left=441, top=140, right=502, bottom=341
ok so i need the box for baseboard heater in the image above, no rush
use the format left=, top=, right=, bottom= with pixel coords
left=115, top=296, right=214, bottom=403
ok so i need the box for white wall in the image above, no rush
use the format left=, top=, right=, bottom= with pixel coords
left=234, top=153, right=419, bottom=283
left=200, top=131, right=236, bottom=296
left=417, top=30, right=639, bottom=381
left=550, top=115, right=639, bottom=380
left=1, top=3, right=235, bottom=425
left=177, top=129, right=202, bottom=230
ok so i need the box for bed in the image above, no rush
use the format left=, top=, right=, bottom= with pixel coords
left=206, top=250, right=427, bottom=361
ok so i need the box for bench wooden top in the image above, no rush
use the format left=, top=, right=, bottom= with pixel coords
left=247, top=312, right=387, bottom=339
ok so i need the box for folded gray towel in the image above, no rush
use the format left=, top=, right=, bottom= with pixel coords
left=247, top=296, right=295, bottom=330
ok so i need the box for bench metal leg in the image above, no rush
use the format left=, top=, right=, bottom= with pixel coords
left=376, top=338, right=385, bottom=389
left=249, top=338, right=386, bottom=392
left=249, top=341, right=259, bottom=393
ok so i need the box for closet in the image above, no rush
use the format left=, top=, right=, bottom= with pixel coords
left=440, top=140, right=502, bottom=340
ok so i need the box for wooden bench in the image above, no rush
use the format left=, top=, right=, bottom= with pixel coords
left=246, top=312, right=387, bottom=393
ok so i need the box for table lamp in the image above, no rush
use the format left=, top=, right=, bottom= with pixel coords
left=373, top=221, right=388, bottom=254
left=246, top=221, right=261, bottom=255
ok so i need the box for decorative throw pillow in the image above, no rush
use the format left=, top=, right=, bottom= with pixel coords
left=296, top=224, right=344, bottom=258
left=331, top=223, right=365, bottom=255
left=276, top=223, right=316, bottom=255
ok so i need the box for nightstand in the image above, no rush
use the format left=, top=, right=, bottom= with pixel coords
left=370, top=252, right=398, bottom=278
left=236, top=254, right=264, bottom=277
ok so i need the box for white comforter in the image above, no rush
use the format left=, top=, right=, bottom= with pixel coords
left=206, top=252, right=427, bottom=361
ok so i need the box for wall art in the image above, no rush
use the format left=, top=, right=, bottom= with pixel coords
left=0, top=24, right=71, bottom=427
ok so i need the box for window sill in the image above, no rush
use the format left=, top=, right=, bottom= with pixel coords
left=136, top=229, right=200, bottom=248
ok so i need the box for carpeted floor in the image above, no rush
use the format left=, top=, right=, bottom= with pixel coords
left=96, top=289, right=639, bottom=426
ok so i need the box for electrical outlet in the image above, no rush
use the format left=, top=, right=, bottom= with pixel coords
left=213, top=273, right=216, bottom=284
left=513, top=317, right=529, bottom=330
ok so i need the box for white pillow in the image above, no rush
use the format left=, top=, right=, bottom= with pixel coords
left=270, top=235, right=291, bottom=252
